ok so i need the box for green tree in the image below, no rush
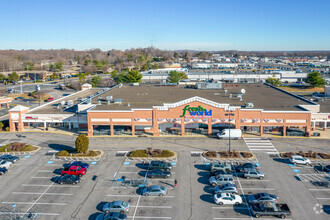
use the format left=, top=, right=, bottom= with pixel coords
left=125, top=70, right=142, bottom=83
left=151, top=63, right=159, bottom=69
left=0, top=122, right=3, bottom=131
left=8, top=72, right=20, bottom=83
left=111, top=70, right=118, bottom=78
left=50, top=72, right=59, bottom=80
left=167, top=71, right=187, bottom=83
left=304, top=72, right=326, bottom=87
left=55, top=62, right=63, bottom=72
left=91, top=75, right=102, bottom=87
left=93, top=60, right=103, bottom=70
left=114, top=72, right=127, bottom=83
left=0, top=73, right=6, bottom=82
left=266, top=77, right=281, bottom=86
left=25, top=62, right=34, bottom=71
left=78, top=73, right=86, bottom=84
left=140, top=63, right=149, bottom=71
left=75, top=134, right=89, bottom=153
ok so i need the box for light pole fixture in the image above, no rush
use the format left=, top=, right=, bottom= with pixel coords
left=225, top=108, right=235, bottom=156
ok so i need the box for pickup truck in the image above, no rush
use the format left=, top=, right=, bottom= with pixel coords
left=250, top=202, right=291, bottom=218
left=61, top=166, right=87, bottom=177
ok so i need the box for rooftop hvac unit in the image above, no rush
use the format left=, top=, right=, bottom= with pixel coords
left=61, top=101, right=66, bottom=106
left=106, top=96, right=113, bottom=101
left=114, top=99, right=123, bottom=104
left=245, top=102, right=254, bottom=108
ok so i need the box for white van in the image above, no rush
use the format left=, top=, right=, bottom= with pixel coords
left=217, top=129, right=242, bottom=140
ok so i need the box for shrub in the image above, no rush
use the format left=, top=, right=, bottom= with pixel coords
left=283, top=152, right=295, bottom=158
left=0, top=122, right=3, bottom=130
left=0, top=144, right=11, bottom=152
left=21, top=145, right=34, bottom=151
left=57, top=150, right=70, bottom=156
left=87, top=150, right=98, bottom=157
left=130, top=150, right=148, bottom=157
left=5, top=127, right=9, bottom=131
left=75, top=134, right=89, bottom=153
left=9, top=142, right=26, bottom=151
left=154, top=150, right=175, bottom=157
left=240, top=152, right=253, bottom=158
left=205, top=151, right=217, bottom=157
left=318, top=153, right=330, bottom=159
left=232, top=150, right=240, bottom=157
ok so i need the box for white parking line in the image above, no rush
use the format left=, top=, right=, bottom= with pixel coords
left=22, top=184, right=80, bottom=188
left=37, top=170, right=53, bottom=172
left=212, top=206, right=248, bottom=210
left=309, top=189, right=330, bottom=191
left=128, top=217, right=171, bottom=219
left=0, top=212, right=59, bottom=216
left=239, top=188, right=275, bottom=190
left=316, top=198, right=330, bottom=200
left=132, top=195, right=141, bottom=220
left=131, top=206, right=172, bottom=208
left=237, top=180, right=270, bottom=182
left=107, top=194, right=175, bottom=198
left=213, top=218, right=251, bottom=220
left=2, top=202, right=67, bottom=206
left=232, top=162, right=254, bottom=220
left=13, top=192, right=73, bottom=196
left=31, top=177, right=53, bottom=179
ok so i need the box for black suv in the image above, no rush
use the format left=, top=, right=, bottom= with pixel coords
left=149, top=161, right=173, bottom=171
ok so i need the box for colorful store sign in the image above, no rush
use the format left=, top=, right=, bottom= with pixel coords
left=180, top=105, right=212, bottom=118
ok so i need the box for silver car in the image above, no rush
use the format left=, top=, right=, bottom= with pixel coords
left=103, top=201, right=130, bottom=213
left=142, top=185, right=167, bottom=196
left=243, top=168, right=264, bottom=179
left=214, top=183, right=238, bottom=194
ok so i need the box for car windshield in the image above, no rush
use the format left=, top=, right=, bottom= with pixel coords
left=77, top=167, right=81, bottom=171
left=255, top=194, right=261, bottom=199
left=161, top=186, right=165, bottom=190
left=122, top=201, right=127, bottom=206
left=230, top=194, right=235, bottom=199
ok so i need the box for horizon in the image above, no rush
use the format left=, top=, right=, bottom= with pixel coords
left=0, top=0, right=330, bottom=51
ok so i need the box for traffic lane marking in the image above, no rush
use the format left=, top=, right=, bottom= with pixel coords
left=107, top=194, right=175, bottom=198
left=22, top=184, right=80, bottom=188
left=131, top=206, right=172, bottom=208
left=0, top=211, right=59, bottom=216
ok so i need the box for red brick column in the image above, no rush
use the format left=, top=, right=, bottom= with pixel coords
left=208, top=118, right=212, bottom=136
left=181, top=118, right=185, bottom=136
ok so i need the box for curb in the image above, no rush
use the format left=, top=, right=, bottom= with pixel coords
left=55, top=150, right=104, bottom=159
left=279, top=152, right=330, bottom=161
left=0, top=145, right=41, bottom=155
left=126, top=150, right=178, bottom=160
left=202, top=151, right=256, bottom=161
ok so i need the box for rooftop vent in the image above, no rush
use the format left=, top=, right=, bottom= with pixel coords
left=245, top=102, right=254, bottom=108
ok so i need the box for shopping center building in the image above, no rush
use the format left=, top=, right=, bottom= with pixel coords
left=8, top=83, right=330, bottom=137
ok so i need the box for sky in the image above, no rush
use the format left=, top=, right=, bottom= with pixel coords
left=0, top=0, right=329, bottom=51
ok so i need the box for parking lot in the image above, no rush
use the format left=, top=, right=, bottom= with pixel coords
left=0, top=133, right=329, bottom=219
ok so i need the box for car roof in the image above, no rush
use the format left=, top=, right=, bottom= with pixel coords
left=70, top=166, right=80, bottom=169
left=150, top=185, right=161, bottom=189
left=112, top=201, right=124, bottom=205
left=291, top=155, right=303, bottom=159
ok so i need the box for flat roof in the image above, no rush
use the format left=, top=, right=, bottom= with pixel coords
left=30, top=88, right=102, bottom=114
left=90, top=84, right=311, bottom=111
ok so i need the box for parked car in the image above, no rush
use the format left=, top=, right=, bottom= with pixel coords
left=96, top=212, right=127, bottom=220
left=214, top=183, right=238, bottom=194
left=0, top=167, right=8, bottom=175
left=0, top=160, right=12, bottom=169
left=61, top=166, right=87, bottom=176
left=103, top=201, right=130, bottom=214
left=209, top=162, right=232, bottom=172
left=323, top=165, right=330, bottom=173
left=147, top=169, right=171, bottom=179
left=63, top=161, right=89, bottom=169
left=250, top=202, right=291, bottom=218
left=47, top=97, right=54, bottom=102
left=243, top=168, right=264, bottom=179
left=149, top=161, right=173, bottom=171
left=142, top=185, right=167, bottom=196
left=0, top=155, right=19, bottom=163
left=209, top=174, right=234, bottom=187
left=209, top=169, right=232, bottom=177
left=236, top=163, right=257, bottom=172
left=214, top=193, right=242, bottom=205
left=57, top=174, right=81, bottom=185
left=248, top=193, right=278, bottom=204
left=289, top=155, right=311, bottom=165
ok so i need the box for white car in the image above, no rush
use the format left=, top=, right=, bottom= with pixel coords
left=214, top=193, right=242, bottom=205
left=0, top=160, right=12, bottom=169
left=289, top=155, right=311, bottom=165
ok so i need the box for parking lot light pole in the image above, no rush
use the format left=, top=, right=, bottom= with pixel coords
left=225, top=109, right=235, bottom=155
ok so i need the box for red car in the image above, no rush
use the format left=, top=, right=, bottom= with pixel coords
left=47, top=97, right=54, bottom=102
left=61, top=166, right=87, bottom=176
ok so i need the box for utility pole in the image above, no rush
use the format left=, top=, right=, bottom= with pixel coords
left=225, top=108, right=235, bottom=155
